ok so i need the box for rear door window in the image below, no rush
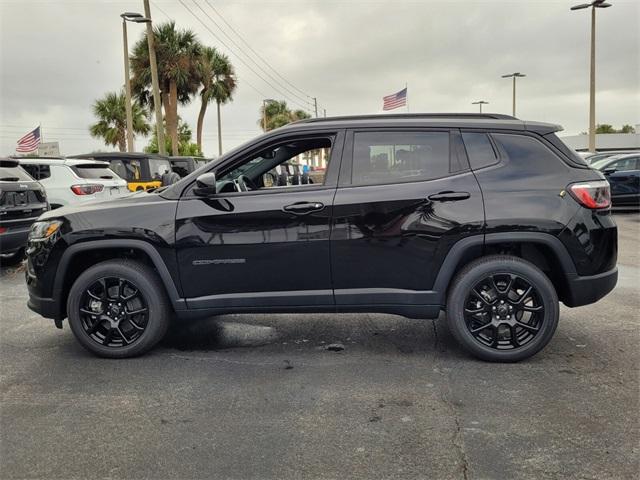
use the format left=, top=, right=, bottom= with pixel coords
left=149, top=158, right=172, bottom=180
left=351, top=131, right=450, bottom=185
left=462, top=133, right=498, bottom=169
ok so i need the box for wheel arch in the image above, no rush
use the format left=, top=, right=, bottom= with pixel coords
left=434, top=233, right=577, bottom=306
left=53, top=239, right=185, bottom=318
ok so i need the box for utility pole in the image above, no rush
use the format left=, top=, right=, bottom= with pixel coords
left=471, top=100, right=489, bottom=113
left=143, top=0, right=165, bottom=155
left=313, top=97, right=318, bottom=118
left=571, top=0, right=612, bottom=153
left=501, top=72, right=526, bottom=117
left=121, top=17, right=134, bottom=152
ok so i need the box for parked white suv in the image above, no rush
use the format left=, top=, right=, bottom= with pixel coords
left=18, top=157, right=128, bottom=208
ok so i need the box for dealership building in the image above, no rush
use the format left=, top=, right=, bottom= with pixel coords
left=561, top=126, right=640, bottom=152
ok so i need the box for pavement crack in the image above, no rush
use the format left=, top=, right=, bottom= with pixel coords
left=438, top=379, right=470, bottom=480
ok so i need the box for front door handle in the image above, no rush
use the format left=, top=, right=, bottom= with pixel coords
left=427, top=191, right=471, bottom=202
left=283, top=201, right=325, bottom=215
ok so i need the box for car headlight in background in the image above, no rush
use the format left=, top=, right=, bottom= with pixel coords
left=29, top=220, right=62, bottom=241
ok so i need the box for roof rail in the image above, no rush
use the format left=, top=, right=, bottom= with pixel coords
left=292, top=113, right=518, bottom=124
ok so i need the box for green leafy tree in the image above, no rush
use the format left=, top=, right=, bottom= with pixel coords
left=620, top=124, right=636, bottom=134
left=197, top=46, right=236, bottom=155
left=131, top=21, right=201, bottom=155
left=89, top=91, right=150, bottom=151
left=145, top=117, right=201, bottom=156
left=595, top=124, right=616, bottom=134
left=259, top=100, right=311, bottom=132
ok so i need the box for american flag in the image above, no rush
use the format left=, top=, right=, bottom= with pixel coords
left=383, top=87, right=408, bottom=111
left=16, top=126, right=41, bottom=153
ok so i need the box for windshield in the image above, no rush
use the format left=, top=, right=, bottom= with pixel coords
left=590, top=158, right=616, bottom=170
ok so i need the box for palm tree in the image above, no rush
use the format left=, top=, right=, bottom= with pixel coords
left=259, top=100, right=311, bottom=132
left=89, top=91, right=150, bottom=151
left=130, top=21, right=201, bottom=155
left=196, top=47, right=236, bottom=156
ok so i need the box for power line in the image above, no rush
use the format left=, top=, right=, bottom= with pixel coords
left=152, top=1, right=272, bottom=102
left=199, top=0, right=313, bottom=105
left=177, top=0, right=313, bottom=112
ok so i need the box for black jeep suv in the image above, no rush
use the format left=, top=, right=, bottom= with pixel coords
left=25, top=114, right=617, bottom=361
left=1, top=159, right=48, bottom=265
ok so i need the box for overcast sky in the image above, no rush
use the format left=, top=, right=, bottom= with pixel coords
left=1, top=0, right=638, bottom=157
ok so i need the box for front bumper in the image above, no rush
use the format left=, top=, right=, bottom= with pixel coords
left=564, top=267, right=618, bottom=307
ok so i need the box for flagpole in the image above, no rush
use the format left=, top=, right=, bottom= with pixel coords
left=405, top=83, right=409, bottom=113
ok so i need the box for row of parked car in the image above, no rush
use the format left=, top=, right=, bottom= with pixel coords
left=0, top=153, right=210, bottom=265
left=579, top=151, right=640, bottom=209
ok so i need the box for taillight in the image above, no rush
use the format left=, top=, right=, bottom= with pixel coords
left=70, top=184, right=104, bottom=196
left=568, top=180, right=611, bottom=209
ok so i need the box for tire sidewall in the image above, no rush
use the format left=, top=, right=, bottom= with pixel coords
left=447, top=257, right=559, bottom=362
left=67, top=261, right=169, bottom=358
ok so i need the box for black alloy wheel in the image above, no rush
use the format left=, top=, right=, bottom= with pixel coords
left=67, top=259, right=170, bottom=358
left=446, top=255, right=559, bottom=362
left=464, top=273, right=544, bottom=350
left=79, top=277, right=148, bottom=348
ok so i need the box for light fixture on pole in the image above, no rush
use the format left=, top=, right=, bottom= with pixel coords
left=501, top=72, right=526, bottom=117
left=571, top=0, right=612, bottom=153
left=471, top=100, right=489, bottom=113
left=120, top=12, right=150, bottom=153
left=262, top=99, right=276, bottom=132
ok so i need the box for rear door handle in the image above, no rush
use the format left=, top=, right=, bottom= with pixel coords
left=283, top=201, right=325, bottom=215
left=427, top=191, right=471, bottom=202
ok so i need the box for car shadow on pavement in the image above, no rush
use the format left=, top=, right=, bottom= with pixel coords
left=159, top=313, right=468, bottom=360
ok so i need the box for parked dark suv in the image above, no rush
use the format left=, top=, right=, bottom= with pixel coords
left=0, top=159, right=48, bottom=265
left=25, top=114, right=617, bottom=361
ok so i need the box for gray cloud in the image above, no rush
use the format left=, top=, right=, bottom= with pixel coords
left=1, top=0, right=638, bottom=156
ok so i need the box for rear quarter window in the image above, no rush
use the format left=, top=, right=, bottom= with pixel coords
left=490, top=133, right=568, bottom=174
left=20, top=163, right=51, bottom=180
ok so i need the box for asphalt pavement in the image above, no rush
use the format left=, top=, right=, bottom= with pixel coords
left=1, top=213, right=638, bottom=480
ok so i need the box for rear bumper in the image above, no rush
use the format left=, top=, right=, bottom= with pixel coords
left=564, top=267, right=618, bottom=307
left=0, top=226, right=31, bottom=254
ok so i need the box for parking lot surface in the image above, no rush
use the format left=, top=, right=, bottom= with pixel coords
left=1, top=214, right=638, bottom=480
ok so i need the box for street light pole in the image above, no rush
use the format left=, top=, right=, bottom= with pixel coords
left=571, top=1, right=612, bottom=153
left=262, top=99, right=275, bottom=132
left=501, top=73, right=526, bottom=117
left=143, top=0, right=166, bottom=155
left=471, top=100, right=489, bottom=113
left=121, top=17, right=134, bottom=152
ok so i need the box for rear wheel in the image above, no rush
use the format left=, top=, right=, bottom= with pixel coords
left=67, top=260, right=170, bottom=358
left=446, top=255, right=559, bottom=362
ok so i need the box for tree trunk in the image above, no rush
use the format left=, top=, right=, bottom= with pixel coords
left=167, top=81, right=179, bottom=156
left=217, top=100, right=222, bottom=156
left=118, top=131, right=126, bottom=152
left=196, top=93, right=207, bottom=153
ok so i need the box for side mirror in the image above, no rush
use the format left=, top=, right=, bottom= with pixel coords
left=603, top=167, right=616, bottom=175
left=194, top=172, right=217, bottom=196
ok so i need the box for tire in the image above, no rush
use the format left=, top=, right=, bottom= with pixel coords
left=446, top=255, right=559, bottom=362
left=67, top=259, right=171, bottom=358
left=0, top=248, right=25, bottom=267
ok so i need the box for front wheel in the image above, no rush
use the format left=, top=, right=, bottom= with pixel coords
left=446, top=255, right=559, bottom=362
left=67, top=259, right=171, bottom=358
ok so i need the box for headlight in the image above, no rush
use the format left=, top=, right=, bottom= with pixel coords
left=29, top=220, right=62, bottom=241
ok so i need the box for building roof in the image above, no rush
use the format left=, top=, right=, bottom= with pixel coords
left=560, top=133, right=640, bottom=152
